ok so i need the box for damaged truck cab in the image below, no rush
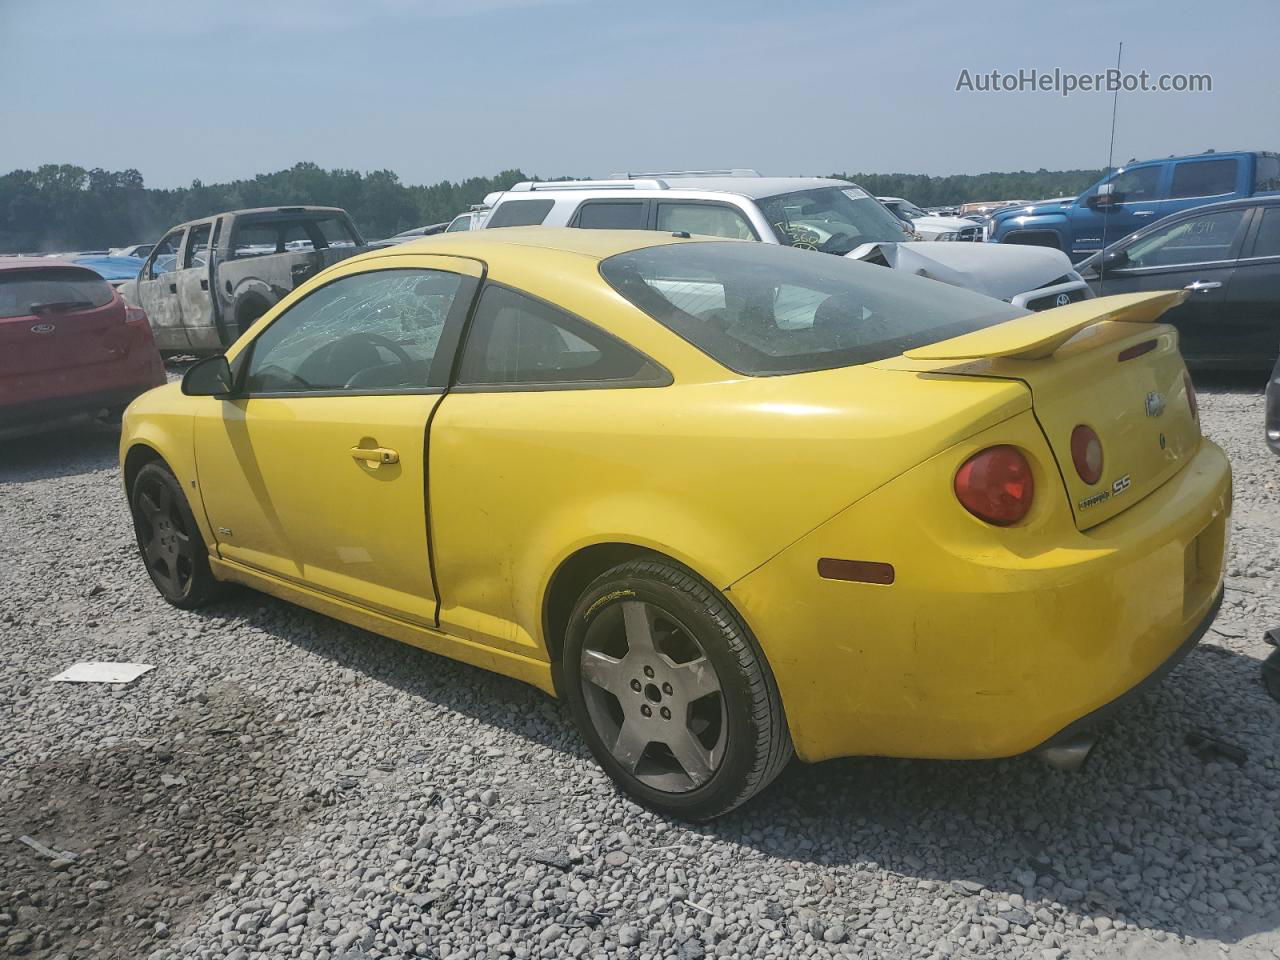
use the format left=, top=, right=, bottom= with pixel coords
left=121, top=206, right=366, bottom=354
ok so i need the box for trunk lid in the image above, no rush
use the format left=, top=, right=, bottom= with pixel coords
left=883, top=291, right=1200, bottom=530
left=0, top=266, right=130, bottom=377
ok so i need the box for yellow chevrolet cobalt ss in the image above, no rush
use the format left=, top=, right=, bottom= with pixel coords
left=120, top=228, right=1229, bottom=819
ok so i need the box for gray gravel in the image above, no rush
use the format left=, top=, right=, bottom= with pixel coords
left=1, top=377, right=1277, bottom=960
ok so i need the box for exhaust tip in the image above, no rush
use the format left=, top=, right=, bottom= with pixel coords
left=1036, top=732, right=1097, bottom=772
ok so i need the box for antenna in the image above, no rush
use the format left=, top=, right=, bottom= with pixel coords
left=1099, top=41, right=1123, bottom=288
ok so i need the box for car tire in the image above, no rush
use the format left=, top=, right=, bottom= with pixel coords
left=129, top=462, right=224, bottom=609
left=563, top=558, right=792, bottom=820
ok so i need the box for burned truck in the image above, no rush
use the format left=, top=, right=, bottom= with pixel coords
left=120, top=206, right=366, bottom=354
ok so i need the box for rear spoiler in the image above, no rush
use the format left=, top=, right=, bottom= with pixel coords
left=904, top=291, right=1187, bottom=362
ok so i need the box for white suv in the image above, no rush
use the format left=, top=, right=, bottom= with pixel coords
left=478, top=171, right=1092, bottom=310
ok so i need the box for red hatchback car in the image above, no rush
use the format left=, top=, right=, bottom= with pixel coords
left=0, top=259, right=165, bottom=439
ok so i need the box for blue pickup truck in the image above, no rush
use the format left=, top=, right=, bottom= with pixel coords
left=987, top=150, right=1280, bottom=261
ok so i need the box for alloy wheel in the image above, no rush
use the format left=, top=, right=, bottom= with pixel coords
left=134, top=476, right=196, bottom=599
left=578, top=599, right=727, bottom=792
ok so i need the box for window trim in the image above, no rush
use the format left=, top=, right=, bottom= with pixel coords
left=234, top=264, right=481, bottom=399
left=450, top=280, right=673, bottom=393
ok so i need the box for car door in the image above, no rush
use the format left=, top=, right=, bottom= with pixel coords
left=429, top=281, right=670, bottom=656
left=191, top=256, right=482, bottom=624
left=1071, top=163, right=1168, bottom=259
left=136, top=228, right=190, bottom=351
left=1095, top=206, right=1250, bottom=362
left=173, top=219, right=218, bottom=350
left=1222, top=204, right=1280, bottom=366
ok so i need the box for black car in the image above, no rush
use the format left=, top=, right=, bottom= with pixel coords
left=1077, top=195, right=1280, bottom=369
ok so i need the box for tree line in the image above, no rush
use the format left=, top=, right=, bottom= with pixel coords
left=0, top=162, right=1106, bottom=254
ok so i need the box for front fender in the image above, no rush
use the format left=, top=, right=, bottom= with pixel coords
left=119, top=385, right=214, bottom=548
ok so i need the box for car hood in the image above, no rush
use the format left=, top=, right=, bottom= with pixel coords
left=911, top=215, right=978, bottom=232
left=846, top=241, right=1074, bottom=300
left=990, top=199, right=1074, bottom=225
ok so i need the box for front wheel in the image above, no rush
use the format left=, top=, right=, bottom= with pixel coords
left=563, top=559, right=792, bottom=820
left=129, top=462, right=224, bottom=609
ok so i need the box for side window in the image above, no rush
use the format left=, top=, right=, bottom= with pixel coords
left=243, top=269, right=467, bottom=393
left=486, top=199, right=555, bottom=228
left=183, top=224, right=211, bottom=269
left=1254, top=156, right=1280, bottom=193
left=1169, top=158, right=1239, bottom=199
left=456, top=284, right=663, bottom=388
left=656, top=203, right=756, bottom=239
left=1108, top=166, right=1162, bottom=203
left=232, top=221, right=282, bottom=258
left=147, top=230, right=185, bottom=279
left=312, top=216, right=360, bottom=248
left=1250, top=207, right=1280, bottom=258
left=575, top=201, right=647, bottom=230
left=445, top=214, right=472, bottom=233
left=1124, top=209, right=1247, bottom=268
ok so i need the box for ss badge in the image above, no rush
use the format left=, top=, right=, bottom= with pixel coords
left=1112, top=474, right=1132, bottom=496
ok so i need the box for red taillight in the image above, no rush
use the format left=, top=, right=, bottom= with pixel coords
left=1069, top=424, right=1104, bottom=484
left=125, top=304, right=148, bottom=325
left=1184, top=371, right=1198, bottom=421
left=954, top=445, right=1035, bottom=526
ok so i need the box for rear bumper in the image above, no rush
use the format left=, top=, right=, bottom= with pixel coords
left=729, top=420, right=1232, bottom=764
left=1032, top=585, right=1222, bottom=752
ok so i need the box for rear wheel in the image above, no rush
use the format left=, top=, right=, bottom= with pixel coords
left=563, top=559, right=792, bottom=820
left=129, top=462, right=224, bottom=608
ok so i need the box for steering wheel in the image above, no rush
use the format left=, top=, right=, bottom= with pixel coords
left=819, top=231, right=857, bottom=254
left=334, top=332, right=414, bottom=388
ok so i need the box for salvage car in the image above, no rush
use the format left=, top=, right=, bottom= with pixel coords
left=476, top=173, right=1092, bottom=310
left=877, top=197, right=984, bottom=241
left=2, top=258, right=164, bottom=438
left=120, top=206, right=366, bottom=354
left=120, top=228, right=1229, bottom=819
left=1077, top=195, right=1280, bottom=367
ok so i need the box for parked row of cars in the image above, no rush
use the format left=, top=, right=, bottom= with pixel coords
left=6, top=157, right=1277, bottom=445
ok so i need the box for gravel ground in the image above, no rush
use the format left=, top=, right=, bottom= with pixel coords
left=1, top=377, right=1277, bottom=960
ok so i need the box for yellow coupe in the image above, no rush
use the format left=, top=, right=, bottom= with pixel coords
left=120, top=228, right=1230, bottom=819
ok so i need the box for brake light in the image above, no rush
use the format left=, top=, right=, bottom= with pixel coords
left=1069, top=425, right=1104, bottom=484
left=954, top=445, right=1035, bottom=526
left=1184, top=371, right=1198, bottom=421
left=125, top=304, right=148, bottom=326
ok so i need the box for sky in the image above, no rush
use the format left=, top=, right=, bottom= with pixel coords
left=1, top=0, right=1275, bottom=189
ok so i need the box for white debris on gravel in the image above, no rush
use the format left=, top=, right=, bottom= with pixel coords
left=0, top=381, right=1277, bottom=960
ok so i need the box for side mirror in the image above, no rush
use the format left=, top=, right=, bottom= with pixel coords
left=1102, top=248, right=1130, bottom=269
left=182, top=354, right=234, bottom=397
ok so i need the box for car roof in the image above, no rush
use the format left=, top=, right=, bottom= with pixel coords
left=1165, top=194, right=1280, bottom=215
left=363, top=225, right=709, bottom=262
left=0, top=257, right=90, bottom=272
left=509, top=177, right=852, bottom=201
left=165, top=206, right=350, bottom=231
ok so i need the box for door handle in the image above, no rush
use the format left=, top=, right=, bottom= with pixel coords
left=1184, top=281, right=1222, bottom=292
left=350, top=446, right=400, bottom=465
left=200, top=279, right=209, bottom=291
left=1133, top=210, right=1156, bottom=217
left=168, top=283, right=177, bottom=293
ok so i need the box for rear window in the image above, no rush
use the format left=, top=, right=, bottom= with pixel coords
left=599, top=242, right=1025, bottom=376
left=0, top=268, right=114, bottom=319
left=232, top=215, right=360, bottom=257
left=486, top=200, right=555, bottom=228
